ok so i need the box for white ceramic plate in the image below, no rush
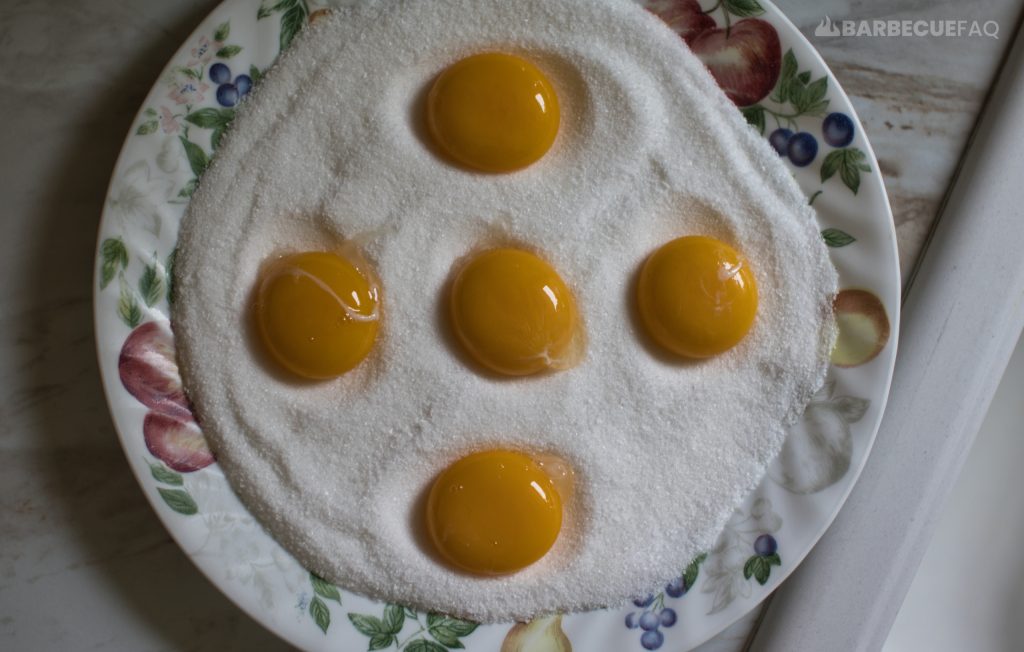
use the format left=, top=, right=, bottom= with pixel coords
left=94, top=1, right=900, bottom=649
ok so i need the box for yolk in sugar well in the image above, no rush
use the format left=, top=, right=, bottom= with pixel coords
left=427, top=53, right=560, bottom=173
left=637, top=236, right=758, bottom=358
left=426, top=450, right=563, bottom=575
left=450, top=248, right=581, bottom=376
left=256, top=251, right=380, bottom=380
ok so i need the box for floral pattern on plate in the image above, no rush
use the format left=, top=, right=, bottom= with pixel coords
left=93, top=0, right=900, bottom=649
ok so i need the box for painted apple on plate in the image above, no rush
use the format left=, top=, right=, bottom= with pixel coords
left=644, top=0, right=782, bottom=107
left=119, top=320, right=214, bottom=472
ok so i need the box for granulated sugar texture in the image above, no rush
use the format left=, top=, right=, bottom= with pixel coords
left=173, top=0, right=837, bottom=622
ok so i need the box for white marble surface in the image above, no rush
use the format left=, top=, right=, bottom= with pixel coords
left=0, top=0, right=1018, bottom=650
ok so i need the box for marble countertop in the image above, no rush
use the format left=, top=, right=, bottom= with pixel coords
left=0, top=0, right=1018, bottom=650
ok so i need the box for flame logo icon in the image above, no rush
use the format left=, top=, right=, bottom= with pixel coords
left=815, top=16, right=841, bottom=37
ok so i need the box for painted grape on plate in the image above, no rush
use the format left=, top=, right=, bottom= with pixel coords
left=622, top=553, right=706, bottom=650
left=646, top=1, right=874, bottom=202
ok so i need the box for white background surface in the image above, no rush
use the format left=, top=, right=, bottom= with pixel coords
left=884, top=331, right=1024, bottom=652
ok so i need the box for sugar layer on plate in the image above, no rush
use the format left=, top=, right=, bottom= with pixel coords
left=173, top=0, right=837, bottom=622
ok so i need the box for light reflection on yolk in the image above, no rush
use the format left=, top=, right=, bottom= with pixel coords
left=427, top=52, right=560, bottom=173
left=256, top=251, right=380, bottom=380
left=637, top=236, right=758, bottom=358
left=450, top=248, right=581, bottom=376
left=426, top=450, right=563, bottom=575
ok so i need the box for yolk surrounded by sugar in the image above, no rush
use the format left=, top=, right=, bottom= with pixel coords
left=638, top=236, right=758, bottom=358
left=450, top=248, right=581, bottom=376
left=256, top=251, right=379, bottom=379
left=427, top=450, right=562, bottom=575
left=427, top=52, right=560, bottom=172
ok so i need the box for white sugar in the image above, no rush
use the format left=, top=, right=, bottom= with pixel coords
left=174, top=0, right=836, bottom=623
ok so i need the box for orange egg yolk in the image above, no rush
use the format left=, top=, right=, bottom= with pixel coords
left=426, top=450, right=563, bottom=575
left=637, top=236, right=758, bottom=358
left=427, top=52, right=560, bottom=173
left=256, top=251, right=380, bottom=379
left=450, top=248, right=581, bottom=376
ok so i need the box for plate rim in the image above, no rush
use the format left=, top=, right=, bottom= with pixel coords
left=91, top=0, right=902, bottom=649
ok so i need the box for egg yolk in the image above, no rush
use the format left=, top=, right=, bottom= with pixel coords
left=426, top=450, right=562, bottom=575
left=450, top=248, right=581, bottom=376
left=427, top=53, right=560, bottom=173
left=637, top=236, right=758, bottom=358
left=256, top=251, right=380, bottom=379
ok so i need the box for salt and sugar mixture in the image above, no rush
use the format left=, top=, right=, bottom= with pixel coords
left=173, top=0, right=837, bottom=622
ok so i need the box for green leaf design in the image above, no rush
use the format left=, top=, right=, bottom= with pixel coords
left=139, top=262, right=164, bottom=307
left=767, top=49, right=830, bottom=116
left=259, top=0, right=292, bottom=19
left=166, top=248, right=177, bottom=305
left=743, top=555, right=772, bottom=585
left=804, top=99, right=830, bottom=117
left=771, top=50, right=797, bottom=103
left=249, top=65, right=263, bottom=84
left=310, top=572, right=341, bottom=603
left=257, top=0, right=308, bottom=50
left=383, top=603, right=405, bottom=633
left=185, top=107, right=236, bottom=130
left=214, top=21, right=230, bottom=42
left=820, top=150, right=843, bottom=183
left=822, top=228, right=856, bottom=248
left=841, top=153, right=870, bottom=194
left=280, top=0, right=309, bottom=52
left=369, top=634, right=395, bottom=651
left=684, top=552, right=707, bottom=590
left=179, top=178, right=199, bottom=198
left=217, top=45, right=243, bottom=59
left=179, top=136, right=210, bottom=178
left=407, top=641, right=448, bottom=652
left=427, top=614, right=478, bottom=639
left=178, top=66, right=202, bottom=80
left=309, top=596, right=330, bottom=633
left=446, top=619, right=478, bottom=638
left=786, top=80, right=805, bottom=109
left=429, top=626, right=463, bottom=648
left=148, top=461, right=183, bottom=486
left=348, top=613, right=387, bottom=637
left=723, top=0, right=765, bottom=17
left=821, top=148, right=870, bottom=194
left=788, top=76, right=826, bottom=113
left=741, top=105, right=765, bottom=134
left=158, top=487, right=198, bottom=515
left=117, top=279, right=142, bottom=328
left=211, top=126, right=227, bottom=151
left=136, top=120, right=158, bottom=135
left=765, top=552, right=782, bottom=567
left=804, top=77, right=828, bottom=107
left=743, top=556, right=760, bottom=580
left=99, top=238, right=129, bottom=289
left=144, top=107, right=158, bottom=117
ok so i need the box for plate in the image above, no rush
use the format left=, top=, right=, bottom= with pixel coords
left=93, top=1, right=900, bottom=649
